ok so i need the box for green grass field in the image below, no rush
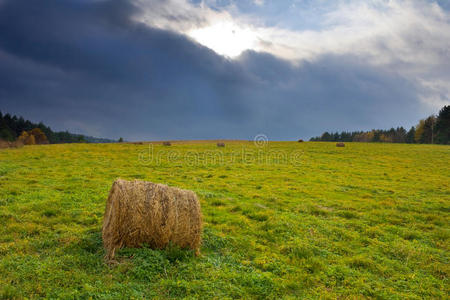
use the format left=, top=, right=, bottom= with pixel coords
left=0, top=142, right=448, bottom=299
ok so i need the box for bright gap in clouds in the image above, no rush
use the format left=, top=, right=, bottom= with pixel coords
left=188, top=21, right=258, bottom=57
left=135, top=0, right=450, bottom=109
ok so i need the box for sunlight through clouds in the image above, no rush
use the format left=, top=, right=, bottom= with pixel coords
left=134, top=0, right=450, bottom=109
left=188, top=21, right=259, bottom=57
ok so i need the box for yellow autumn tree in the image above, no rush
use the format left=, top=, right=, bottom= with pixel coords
left=415, top=119, right=425, bottom=143
left=30, top=128, right=49, bottom=144
left=18, top=131, right=35, bottom=145
left=17, top=128, right=49, bottom=145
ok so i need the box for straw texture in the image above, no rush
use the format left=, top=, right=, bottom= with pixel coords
left=102, top=179, right=202, bottom=259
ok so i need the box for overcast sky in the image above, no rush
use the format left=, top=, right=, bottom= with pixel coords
left=0, top=0, right=449, bottom=140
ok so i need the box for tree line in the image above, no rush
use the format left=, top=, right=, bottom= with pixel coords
left=0, top=111, right=115, bottom=144
left=310, top=105, right=450, bottom=144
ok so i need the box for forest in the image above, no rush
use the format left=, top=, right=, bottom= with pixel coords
left=0, top=111, right=115, bottom=144
left=310, top=105, right=450, bottom=144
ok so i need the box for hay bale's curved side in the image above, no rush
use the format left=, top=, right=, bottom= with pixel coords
left=102, top=179, right=202, bottom=259
left=336, top=142, right=345, bottom=147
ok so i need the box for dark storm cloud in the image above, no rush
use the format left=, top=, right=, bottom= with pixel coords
left=0, top=0, right=426, bottom=140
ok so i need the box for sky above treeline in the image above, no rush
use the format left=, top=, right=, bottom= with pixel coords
left=0, top=0, right=449, bottom=141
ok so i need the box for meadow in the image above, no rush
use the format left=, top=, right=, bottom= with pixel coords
left=0, top=141, right=448, bottom=299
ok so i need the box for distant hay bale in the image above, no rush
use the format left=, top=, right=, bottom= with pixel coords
left=217, top=142, right=225, bottom=147
left=336, top=142, right=345, bottom=147
left=102, top=179, right=202, bottom=259
left=163, top=141, right=171, bottom=146
left=298, top=139, right=304, bottom=143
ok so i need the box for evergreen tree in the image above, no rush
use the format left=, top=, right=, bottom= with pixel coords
left=434, top=105, right=450, bottom=144
left=321, top=132, right=331, bottom=141
left=423, top=116, right=436, bottom=144
left=0, top=128, right=15, bottom=141
left=406, top=126, right=415, bottom=143
left=373, top=130, right=381, bottom=142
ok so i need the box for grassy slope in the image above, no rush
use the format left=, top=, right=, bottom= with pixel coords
left=0, top=142, right=448, bottom=299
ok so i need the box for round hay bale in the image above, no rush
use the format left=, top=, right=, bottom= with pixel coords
left=163, top=141, right=171, bottom=146
left=298, top=139, right=304, bottom=143
left=336, top=142, right=345, bottom=147
left=217, top=142, right=225, bottom=147
left=102, top=179, right=202, bottom=259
